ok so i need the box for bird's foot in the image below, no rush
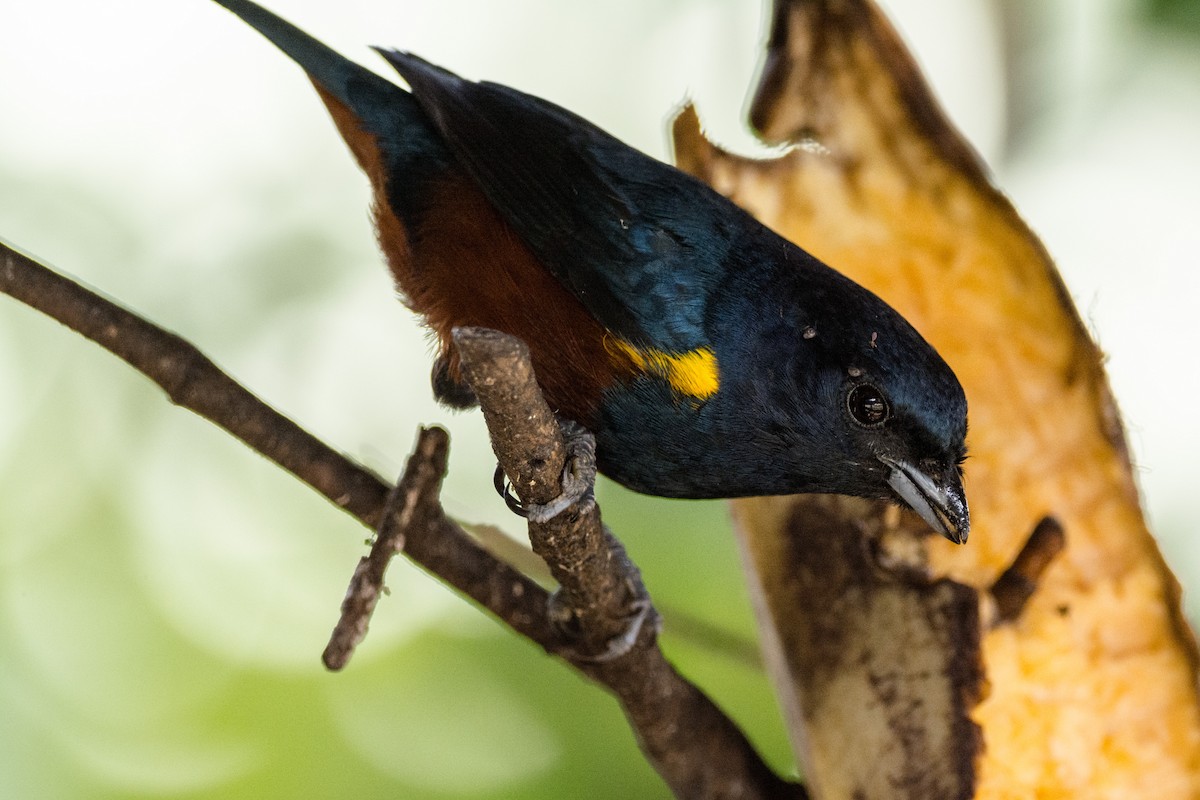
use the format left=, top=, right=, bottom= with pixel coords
left=494, top=420, right=596, bottom=523
left=548, top=579, right=659, bottom=663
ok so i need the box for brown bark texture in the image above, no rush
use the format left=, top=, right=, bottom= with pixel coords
left=1, top=240, right=802, bottom=798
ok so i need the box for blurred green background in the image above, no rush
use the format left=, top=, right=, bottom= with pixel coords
left=1, top=0, right=1197, bottom=797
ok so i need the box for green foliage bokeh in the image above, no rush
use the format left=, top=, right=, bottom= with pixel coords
left=3, top=0, right=1199, bottom=796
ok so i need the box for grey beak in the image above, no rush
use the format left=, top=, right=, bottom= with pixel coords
left=883, top=458, right=970, bottom=544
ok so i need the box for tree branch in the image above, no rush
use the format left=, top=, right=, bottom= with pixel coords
left=0, top=240, right=389, bottom=526
left=453, top=326, right=803, bottom=798
left=0, top=239, right=801, bottom=800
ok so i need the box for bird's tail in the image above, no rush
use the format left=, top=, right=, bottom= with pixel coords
left=211, top=0, right=394, bottom=110
left=210, top=0, right=448, bottom=226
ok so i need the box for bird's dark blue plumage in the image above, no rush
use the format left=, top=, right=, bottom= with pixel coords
left=377, top=48, right=734, bottom=353
left=210, top=0, right=971, bottom=542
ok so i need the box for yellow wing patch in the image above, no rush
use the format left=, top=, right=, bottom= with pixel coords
left=608, top=338, right=720, bottom=401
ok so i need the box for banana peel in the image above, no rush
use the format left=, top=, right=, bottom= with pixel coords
left=672, top=1, right=1200, bottom=797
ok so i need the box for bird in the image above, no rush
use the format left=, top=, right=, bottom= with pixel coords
left=209, top=0, right=970, bottom=543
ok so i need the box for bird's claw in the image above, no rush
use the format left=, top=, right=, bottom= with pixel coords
left=548, top=581, right=659, bottom=663
left=493, top=420, right=596, bottom=523
left=493, top=464, right=530, bottom=516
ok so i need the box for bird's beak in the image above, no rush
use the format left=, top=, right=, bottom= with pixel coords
left=882, top=458, right=970, bottom=544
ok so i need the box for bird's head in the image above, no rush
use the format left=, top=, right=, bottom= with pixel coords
left=796, top=308, right=970, bottom=544
left=735, top=259, right=970, bottom=544
left=833, top=366, right=969, bottom=543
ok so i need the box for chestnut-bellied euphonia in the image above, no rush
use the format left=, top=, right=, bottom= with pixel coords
left=210, top=0, right=970, bottom=543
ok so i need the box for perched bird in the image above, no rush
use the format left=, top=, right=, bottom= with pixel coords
left=211, top=0, right=970, bottom=543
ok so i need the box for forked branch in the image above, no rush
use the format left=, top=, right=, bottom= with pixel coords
left=0, top=240, right=802, bottom=800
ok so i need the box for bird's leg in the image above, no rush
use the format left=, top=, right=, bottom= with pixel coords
left=493, top=418, right=656, bottom=661
left=493, top=418, right=596, bottom=523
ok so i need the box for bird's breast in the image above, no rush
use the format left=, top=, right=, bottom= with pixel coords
left=374, top=168, right=644, bottom=426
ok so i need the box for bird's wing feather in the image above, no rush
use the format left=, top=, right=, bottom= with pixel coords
left=376, top=49, right=740, bottom=352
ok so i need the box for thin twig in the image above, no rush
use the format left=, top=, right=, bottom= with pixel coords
left=990, top=517, right=1066, bottom=624
left=0, top=240, right=388, bottom=525
left=455, top=326, right=637, bottom=655
left=323, top=426, right=450, bottom=670
left=452, top=326, right=567, bottom=507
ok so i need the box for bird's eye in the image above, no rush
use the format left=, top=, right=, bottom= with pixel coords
left=847, top=383, right=890, bottom=428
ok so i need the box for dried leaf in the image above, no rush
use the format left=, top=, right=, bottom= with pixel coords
left=674, top=0, right=1200, bottom=796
